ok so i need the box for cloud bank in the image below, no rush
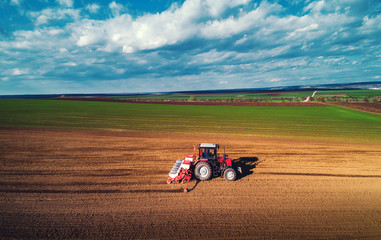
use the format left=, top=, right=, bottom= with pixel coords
left=0, top=0, right=380, bottom=94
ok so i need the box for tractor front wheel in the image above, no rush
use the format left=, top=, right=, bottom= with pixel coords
left=195, top=162, right=212, bottom=181
left=224, top=168, right=237, bottom=181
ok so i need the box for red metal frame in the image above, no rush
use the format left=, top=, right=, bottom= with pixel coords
left=167, top=167, right=192, bottom=193
left=167, top=168, right=192, bottom=183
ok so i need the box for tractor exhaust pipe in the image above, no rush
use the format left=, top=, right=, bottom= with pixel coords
left=223, top=145, right=226, bottom=161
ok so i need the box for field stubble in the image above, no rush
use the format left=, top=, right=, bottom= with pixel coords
left=0, top=129, right=380, bottom=239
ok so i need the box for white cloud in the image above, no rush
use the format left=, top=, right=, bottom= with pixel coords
left=2, top=77, right=9, bottom=81
left=62, top=62, right=77, bottom=66
left=48, top=28, right=64, bottom=35
left=304, top=0, right=325, bottom=13
left=235, top=34, right=247, bottom=45
left=36, top=15, right=49, bottom=25
left=286, top=23, right=319, bottom=40
left=31, top=8, right=80, bottom=25
left=203, top=0, right=250, bottom=17
left=59, top=48, right=68, bottom=53
left=109, top=1, right=125, bottom=16
left=192, top=49, right=235, bottom=64
left=10, top=0, right=22, bottom=6
left=12, top=68, right=28, bottom=75
left=324, top=57, right=345, bottom=64
left=361, top=15, right=381, bottom=33
left=200, top=1, right=282, bottom=39
left=71, top=0, right=285, bottom=53
left=57, top=0, right=73, bottom=8
left=73, top=4, right=192, bottom=52
left=2, top=25, right=75, bottom=54
left=86, top=3, right=100, bottom=14
left=269, top=78, right=283, bottom=82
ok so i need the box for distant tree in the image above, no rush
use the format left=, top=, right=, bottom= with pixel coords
left=189, top=96, right=195, bottom=101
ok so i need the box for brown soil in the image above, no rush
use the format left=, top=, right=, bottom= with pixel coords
left=1, top=129, right=380, bottom=239
left=326, top=102, right=381, bottom=114
left=51, top=97, right=326, bottom=106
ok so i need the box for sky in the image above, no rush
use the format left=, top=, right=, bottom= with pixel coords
left=0, top=0, right=380, bottom=94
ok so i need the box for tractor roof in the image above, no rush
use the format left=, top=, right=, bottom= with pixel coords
left=199, top=143, right=218, bottom=148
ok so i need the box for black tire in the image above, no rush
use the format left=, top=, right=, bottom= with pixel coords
left=195, top=162, right=212, bottom=181
left=223, top=168, right=237, bottom=181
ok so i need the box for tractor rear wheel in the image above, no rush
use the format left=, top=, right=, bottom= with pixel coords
left=224, top=168, right=237, bottom=181
left=195, top=162, right=212, bottom=181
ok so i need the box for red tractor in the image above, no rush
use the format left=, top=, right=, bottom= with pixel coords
left=167, top=143, right=240, bottom=192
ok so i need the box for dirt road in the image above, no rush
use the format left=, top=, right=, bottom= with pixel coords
left=1, top=129, right=380, bottom=239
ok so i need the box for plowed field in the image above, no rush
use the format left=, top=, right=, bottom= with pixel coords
left=1, top=128, right=380, bottom=239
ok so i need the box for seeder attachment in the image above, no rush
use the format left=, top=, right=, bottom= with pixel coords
left=167, top=155, right=194, bottom=193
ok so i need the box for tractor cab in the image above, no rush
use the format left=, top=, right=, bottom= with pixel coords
left=198, top=143, right=219, bottom=160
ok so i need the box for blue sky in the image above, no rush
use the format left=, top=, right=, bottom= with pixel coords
left=0, top=0, right=380, bottom=94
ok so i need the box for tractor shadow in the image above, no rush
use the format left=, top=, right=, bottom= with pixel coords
left=186, top=157, right=261, bottom=192
left=233, top=157, right=261, bottom=180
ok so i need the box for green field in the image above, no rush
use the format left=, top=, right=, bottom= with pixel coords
left=1, top=99, right=380, bottom=142
left=108, top=89, right=381, bottom=100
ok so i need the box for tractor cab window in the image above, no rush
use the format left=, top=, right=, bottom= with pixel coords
left=200, top=148, right=217, bottom=159
left=211, top=149, right=217, bottom=159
